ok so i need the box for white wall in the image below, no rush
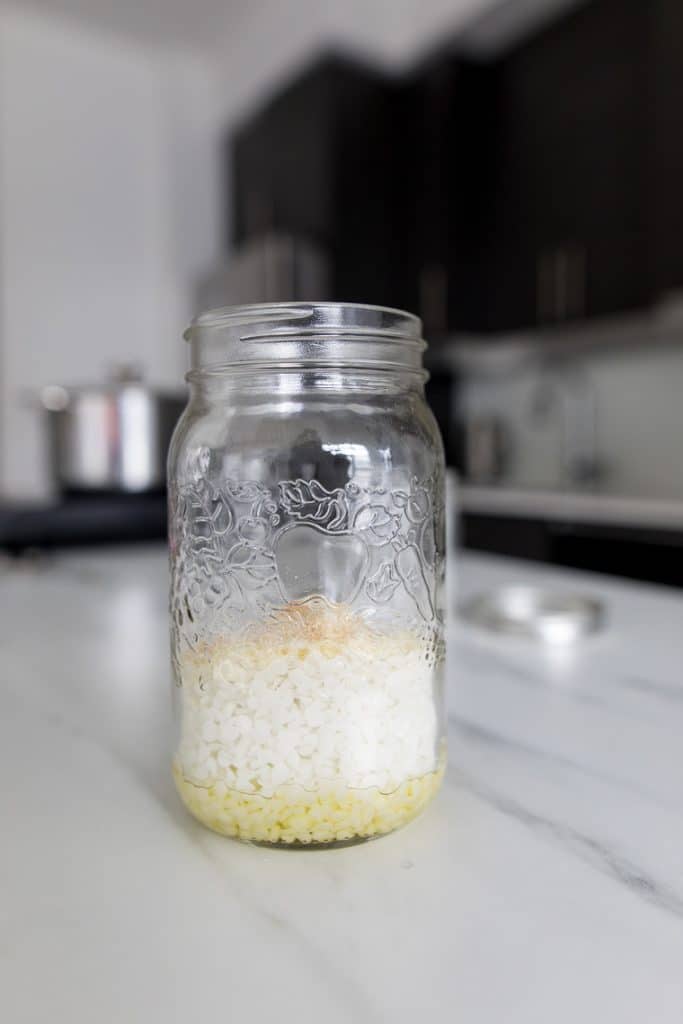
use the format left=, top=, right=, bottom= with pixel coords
left=0, top=8, right=220, bottom=497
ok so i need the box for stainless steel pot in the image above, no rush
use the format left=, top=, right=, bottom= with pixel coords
left=40, top=368, right=185, bottom=494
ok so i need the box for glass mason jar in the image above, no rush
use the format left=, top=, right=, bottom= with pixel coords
left=168, top=303, right=446, bottom=847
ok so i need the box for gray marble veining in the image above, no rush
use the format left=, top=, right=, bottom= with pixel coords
left=1, top=546, right=682, bottom=1022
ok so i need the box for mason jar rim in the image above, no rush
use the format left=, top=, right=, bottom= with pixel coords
left=185, top=301, right=422, bottom=339
left=183, top=302, right=427, bottom=377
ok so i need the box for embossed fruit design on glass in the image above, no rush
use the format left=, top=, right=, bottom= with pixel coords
left=168, top=303, right=446, bottom=846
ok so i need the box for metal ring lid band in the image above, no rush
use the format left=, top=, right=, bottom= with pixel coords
left=184, top=302, right=427, bottom=375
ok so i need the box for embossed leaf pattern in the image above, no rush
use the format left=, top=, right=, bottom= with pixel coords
left=354, top=504, right=400, bottom=546
left=394, top=543, right=434, bottom=621
left=365, top=562, right=401, bottom=603
left=224, top=478, right=269, bottom=503
left=237, top=566, right=278, bottom=590
left=226, top=542, right=278, bottom=589
left=392, top=482, right=431, bottom=525
left=171, top=473, right=440, bottom=653
left=405, top=487, right=431, bottom=524
left=171, top=482, right=277, bottom=652
left=210, top=492, right=233, bottom=534
left=279, top=479, right=348, bottom=531
left=227, top=542, right=260, bottom=567
left=238, top=517, right=269, bottom=546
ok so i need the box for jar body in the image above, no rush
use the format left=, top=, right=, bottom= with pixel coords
left=169, top=310, right=446, bottom=846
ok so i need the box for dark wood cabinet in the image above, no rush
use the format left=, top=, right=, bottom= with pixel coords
left=397, top=1, right=653, bottom=333
left=399, top=58, right=496, bottom=334
left=489, top=0, right=683, bottom=324
left=484, top=0, right=651, bottom=329
left=228, top=2, right=683, bottom=334
left=230, top=54, right=404, bottom=308
left=649, top=0, right=683, bottom=300
left=229, top=51, right=497, bottom=325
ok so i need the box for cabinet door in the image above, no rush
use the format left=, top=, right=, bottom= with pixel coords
left=566, top=0, right=649, bottom=318
left=649, top=0, right=683, bottom=299
left=330, top=70, right=401, bottom=307
left=231, top=107, right=277, bottom=243
left=230, top=56, right=399, bottom=306
left=231, top=60, right=337, bottom=246
left=488, top=0, right=649, bottom=328
left=403, top=59, right=457, bottom=335
left=399, top=57, right=496, bottom=335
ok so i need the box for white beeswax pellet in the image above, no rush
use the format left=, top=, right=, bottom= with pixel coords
left=177, top=601, right=439, bottom=797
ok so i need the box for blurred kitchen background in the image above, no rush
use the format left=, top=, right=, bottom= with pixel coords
left=1, top=0, right=682, bottom=585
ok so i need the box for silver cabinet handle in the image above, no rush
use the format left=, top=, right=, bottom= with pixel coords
left=419, top=263, right=448, bottom=333
left=537, top=243, right=587, bottom=323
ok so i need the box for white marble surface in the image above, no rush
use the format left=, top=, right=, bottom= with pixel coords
left=1, top=546, right=682, bottom=1022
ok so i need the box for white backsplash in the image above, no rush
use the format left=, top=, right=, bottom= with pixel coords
left=458, top=334, right=683, bottom=499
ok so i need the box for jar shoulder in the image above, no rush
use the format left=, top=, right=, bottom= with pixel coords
left=168, top=391, right=444, bottom=489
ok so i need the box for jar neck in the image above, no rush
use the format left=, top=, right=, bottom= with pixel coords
left=187, top=366, right=426, bottom=400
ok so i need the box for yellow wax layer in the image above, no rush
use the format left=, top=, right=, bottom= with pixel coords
left=173, top=761, right=444, bottom=845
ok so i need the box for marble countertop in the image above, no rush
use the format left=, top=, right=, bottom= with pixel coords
left=1, top=546, right=682, bottom=1022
